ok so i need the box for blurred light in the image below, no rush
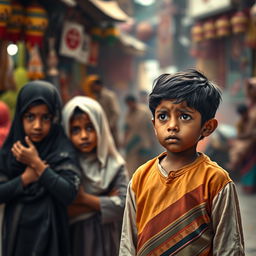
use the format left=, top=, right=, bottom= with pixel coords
left=7, top=44, right=18, bottom=56
left=135, top=0, right=155, bottom=6
left=179, top=36, right=190, bottom=47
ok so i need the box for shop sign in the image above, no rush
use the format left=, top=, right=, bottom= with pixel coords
left=188, top=0, right=233, bottom=19
left=60, top=21, right=83, bottom=59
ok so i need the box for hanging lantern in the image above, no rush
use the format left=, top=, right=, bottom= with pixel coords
left=250, top=1, right=256, bottom=25
left=24, top=2, right=48, bottom=47
left=90, top=26, right=103, bottom=41
left=215, top=15, right=231, bottom=37
left=103, top=25, right=120, bottom=45
left=230, top=11, right=248, bottom=34
left=7, top=1, right=25, bottom=43
left=245, top=3, right=256, bottom=49
left=0, top=0, right=12, bottom=39
left=203, top=20, right=216, bottom=40
left=191, top=23, right=203, bottom=42
left=27, top=44, right=45, bottom=80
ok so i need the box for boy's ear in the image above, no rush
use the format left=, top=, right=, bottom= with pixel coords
left=201, top=118, right=218, bottom=137
left=151, top=118, right=158, bottom=136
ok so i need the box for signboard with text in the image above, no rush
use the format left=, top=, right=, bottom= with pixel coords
left=188, top=0, right=233, bottom=18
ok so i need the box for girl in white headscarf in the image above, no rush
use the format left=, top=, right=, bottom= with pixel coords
left=62, top=96, right=128, bottom=256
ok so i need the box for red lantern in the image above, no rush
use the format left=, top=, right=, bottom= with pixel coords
left=230, top=11, right=248, bottom=34
left=136, top=22, right=153, bottom=41
left=215, top=15, right=231, bottom=37
left=24, top=2, right=48, bottom=47
left=203, top=20, right=216, bottom=40
left=0, top=0, right=12, bottom=39
left=7, top=1, right=25, bottom=43
left=191, top=23, right=203, bottom=42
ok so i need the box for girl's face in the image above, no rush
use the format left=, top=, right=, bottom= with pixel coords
left=152, top=99, right=205, bottom=155
left=69, top=113, right=97, bottom=153
left=22, top=104, right=52, bottom=143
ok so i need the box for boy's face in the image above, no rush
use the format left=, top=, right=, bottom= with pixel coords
left=22, top=104, right=52, bottom=143
left=69, top=113, right=97, bottom=153
left=152, top=100, right=214, bottom=154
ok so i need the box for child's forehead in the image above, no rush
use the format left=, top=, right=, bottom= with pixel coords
left=71, top=111, right=91, bottom=122
left=25, top=103, right=49, bottom=113
left=156, top=99, right=199, bottom=112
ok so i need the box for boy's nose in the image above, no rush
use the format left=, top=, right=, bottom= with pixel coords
left=167, top=118, right=179, bottom=132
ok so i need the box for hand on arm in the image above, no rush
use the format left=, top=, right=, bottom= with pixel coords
left=21, top=166, right=38, bottom=187
left=73, top=185, right=100, bottom=211
left=11, top=136, right=48, bottom=176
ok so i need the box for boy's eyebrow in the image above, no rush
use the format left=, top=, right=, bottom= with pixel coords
left=155, top=107, right=195, bottom=113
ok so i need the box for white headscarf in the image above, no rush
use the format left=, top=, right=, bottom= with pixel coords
left=62, top=96, right=125, bottom=194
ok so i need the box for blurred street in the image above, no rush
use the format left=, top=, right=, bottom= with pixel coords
left=236, top=183, right=256, bottom=256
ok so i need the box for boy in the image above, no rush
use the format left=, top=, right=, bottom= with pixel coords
left=119, top=69, right=245, bottom=256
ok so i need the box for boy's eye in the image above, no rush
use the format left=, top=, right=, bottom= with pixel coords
left=157, top=113, right=168, bottom=121
left=180, top=114, right=191, bottom=120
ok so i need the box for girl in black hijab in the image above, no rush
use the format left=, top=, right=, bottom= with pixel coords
left=0, top=80, right=80, bottom=256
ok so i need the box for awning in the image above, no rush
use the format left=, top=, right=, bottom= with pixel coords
left=118, top=32, right=147, bottom=56
left=76, top=0, right=130, bottom=22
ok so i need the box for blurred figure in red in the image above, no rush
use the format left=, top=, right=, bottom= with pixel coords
left=228, top=78, right=256, bottom=193
left=0, top=101, right=11, bottom=148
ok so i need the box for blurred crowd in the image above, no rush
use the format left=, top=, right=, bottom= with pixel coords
left=205, top=77, right=256, bottom=194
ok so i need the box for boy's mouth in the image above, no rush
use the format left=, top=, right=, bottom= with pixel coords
left=165, top=135, right=179, bottom=142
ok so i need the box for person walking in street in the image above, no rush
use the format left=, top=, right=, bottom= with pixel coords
left=228, top=77, right=256, bottom=193
left=62, top=96, right=128, bottom=256
left=84, top=75, right=121, bottom=148
left=123, top=94, right=161, bottom=179
left=0, top=80, right=80, bottom=256
left=119, top=69, right=245, bottom=256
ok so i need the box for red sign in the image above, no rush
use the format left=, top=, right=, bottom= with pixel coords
left=65, top=28, right=81, bottom=50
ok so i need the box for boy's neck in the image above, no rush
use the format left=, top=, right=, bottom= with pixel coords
left=161, top=150, right=199, bottom=172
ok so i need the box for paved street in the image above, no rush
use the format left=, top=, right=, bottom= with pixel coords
left=236, top=183, right=256, bottom=256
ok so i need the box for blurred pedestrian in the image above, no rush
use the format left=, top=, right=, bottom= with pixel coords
left=119, top=69, right=244, bottom=255
left=123, top=94, right=160, bottom=178
left=84, top=75, right=121, bottom=148
left=62, top=96, right=128, bottom=256
left=235, top=103, right=249, bottom=136
left=228, top=78, right=256, bottom=193
left=0, top=101, right=11, bottom=148
left=0, top=81, right=80, bottom=256
left=0, top=101, right=11, bottom=255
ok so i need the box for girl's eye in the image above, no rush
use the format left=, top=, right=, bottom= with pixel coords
left=70, top=127, right=80, bottom=135
left=42, top=114, right=52, bottom=121
left=180, top=114, right=191, bottom=120
left=86, top=124, right=95, bottom=132
left=24, top=113, right=35, bottom=121
left=157, top=113, right=168, bottom=121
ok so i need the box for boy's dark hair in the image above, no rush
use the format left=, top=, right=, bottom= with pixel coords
left=149, top=69, right=222, bottom=125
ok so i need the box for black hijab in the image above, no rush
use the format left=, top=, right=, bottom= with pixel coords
left=0, top=80, right=80, bottom=256
left=0, top=80, right=78, bottom=178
